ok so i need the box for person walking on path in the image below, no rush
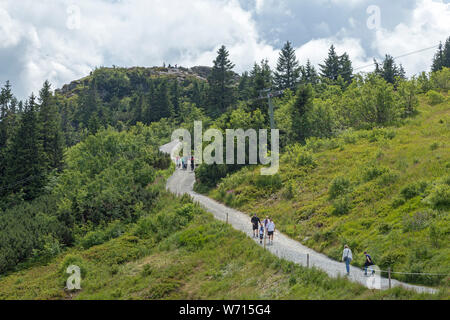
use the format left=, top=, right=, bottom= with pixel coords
left=251, top=214, right=261, bottom=238
left=259, top=224, right=265, bottom=245
left=342, top=245, right=353, bottom=276
left=267, top=218, right=275, bottom=245
left=190, top=156, right=195, bottom=171
left=176, top=156, right=180, bottom=169
left=363, top=251, right=375, bottom=276
left=263, top=216, right=269, bottom=236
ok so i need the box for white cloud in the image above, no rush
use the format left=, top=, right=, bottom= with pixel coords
left=0, top=0, right=449, bottom=99
left=294, top=37, right=372, bottom=71
left=373, top=0, right=450, bottom=75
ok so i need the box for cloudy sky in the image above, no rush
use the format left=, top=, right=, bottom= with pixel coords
left=1, top=0, right=449, bottom=100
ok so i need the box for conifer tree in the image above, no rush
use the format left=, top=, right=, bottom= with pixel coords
left=6, top=94, right=45, bottom=200
left=432, top=42, right=444, bottom=72
left=38, top=81, right=64, bottom=171
left=237, top=71, right=251, bottom=101
left=319, top=45, right=340, bottom=81
left=0, top=81, right=14, bottom=192
left=250, top=59, right=273, bottom=98
left=300, top=60, right=319, bottom=85
left=373, top=55, right=406, bottom=84
left=153, top=79, right=173, bottom=121
left=432, top=37, right=450, bottom=72
left=274, top=41, right=300, bottom=89
left=291, top=84, right=313, bottom=142
left=339, top=53, right=353, bottom=84
left=170, top=80, right=180, bottom=118
left=207, top=45, right=236, bottom=115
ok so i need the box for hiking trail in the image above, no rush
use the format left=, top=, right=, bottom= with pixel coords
left=160, top=140, right=437, bottom=295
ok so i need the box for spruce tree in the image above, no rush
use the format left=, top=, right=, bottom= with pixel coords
left=250, top=59, right=273, bottom=98
left=7, top=94, right=45, bottom=200
left=274, top=41, right=300, bottom=89
left=432, top=37, right=450, bottom=71
left=170, top=80, right=180, bottom=118
left=38, top=81, right=64, bottom=171
left=0, top=81, right=13, bottom=150
left=444, top=37, right=450, bottom=69
left=339, top=53, right=353, bottom=84
left=291, top=84, right=313, bottom=142
left=0, top=81, right=14, bottom=192
left=373, top=54, right=405, bottom=84
left=237, top=71, right=251, bottom=101
left=319, top=45, right=340, bottom=81
left=153, top=79, right=173, bottom=121
left=207, top=45, right=236, bottom=115
left=431, top=42, right=444, bottom=72
left=300, top=60, right=319, bottom=85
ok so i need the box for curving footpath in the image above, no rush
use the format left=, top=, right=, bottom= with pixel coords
left=160, top=140, right=437, bottom=295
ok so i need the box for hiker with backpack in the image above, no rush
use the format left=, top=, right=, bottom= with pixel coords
left=251, top=214, right=261, bottom=238
left=342, top=245, right=353, bottom=276
left=364, top=251, right=375, bottom=276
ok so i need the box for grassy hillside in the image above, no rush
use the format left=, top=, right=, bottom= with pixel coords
left=0, top=191, right=443, bottom=300
left=207, top=95, right=449, bottom=287
left=0, top=118, right=444, bottom=300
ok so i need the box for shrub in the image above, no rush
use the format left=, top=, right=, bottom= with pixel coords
left=328, top=176, right=351, bottom=199
left=424, top=183, right=450, bottom=209
left=59, top=254, right=89, bottom=280
left=426, top=90, right=445, bottom=105
left=361, top=164, right=389, bottom=182
left=254, top=174, right=283, bottom=192
left=391, top=197, right=405, bottom=208
left=430, top=142, right=440, bottom=151
left=402, top=210, right=433, bottom=232
left=282, top=181, right=296, bottom=200
left=284, top=144, right=317, bottom=167
left=400, top=181, right=428, bottom=200
left=81, top=230, right=106, bottom=249
left=332, top=196, right=351, bottom=215
left=377, top=171, right=398, bottom=186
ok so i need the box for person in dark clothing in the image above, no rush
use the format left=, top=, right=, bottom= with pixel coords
left=364, top=251, right=375, bottom=276
left=190, top=156, right=195, bottom=171
left=251, top=214, right=261, bottom=238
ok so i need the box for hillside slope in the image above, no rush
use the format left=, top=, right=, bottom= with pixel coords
left=0, top=191, right=440, bottom=300
left=206, top=96, right=450, bottom=287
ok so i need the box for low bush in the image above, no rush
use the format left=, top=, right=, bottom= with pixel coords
left=361, top=164, right=390, bottom=182
left=328, top=176, right=351, bottom=199
left=426, top=90, right=445, bottom=105
left=332, top=196, right=351, bottom=215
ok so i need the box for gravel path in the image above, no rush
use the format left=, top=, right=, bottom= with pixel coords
left=160, top=140, right=437, bottom=295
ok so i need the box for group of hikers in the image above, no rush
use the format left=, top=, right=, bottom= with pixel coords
left=342, top=245, right=376, bottom=276
left=250, top=214, right=375, bottom=276
left=250, top=214, right=276, bottom=245
left=176, top=155, right=195, bottom=171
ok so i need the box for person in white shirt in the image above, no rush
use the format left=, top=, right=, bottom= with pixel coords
left=342, top=245, right=353, bottom=275
left=267, top=218, right=275, bottom=245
